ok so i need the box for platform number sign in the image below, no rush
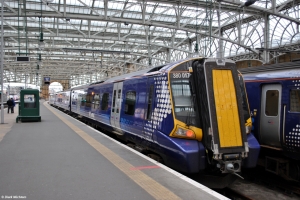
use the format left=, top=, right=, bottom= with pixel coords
left=44, top=77, right=50, bottom=85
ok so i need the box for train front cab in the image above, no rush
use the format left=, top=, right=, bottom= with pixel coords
left=167, top=57, right=260, bottom=174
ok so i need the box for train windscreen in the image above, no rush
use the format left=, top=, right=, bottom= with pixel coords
left=170, top=61, right=198, bottom=126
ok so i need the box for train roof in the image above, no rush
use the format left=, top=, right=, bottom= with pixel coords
left=103, top=65, right=165, bottom=83
left=240, top=61, right=300, bottom=80
left=239, top=61, right=300, bottom=74
left=70, top=83, right=92, bottom=90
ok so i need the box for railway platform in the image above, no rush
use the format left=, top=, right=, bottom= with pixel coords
left=0, top=100, right=228, bottom=200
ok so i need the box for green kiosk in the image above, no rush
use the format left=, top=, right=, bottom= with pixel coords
left=16, top=89, right=41, bottom=122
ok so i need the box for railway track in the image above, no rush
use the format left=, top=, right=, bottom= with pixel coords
left=226, top=168, right=300, bottom=200
left=217, top=187, right=255, bottom=200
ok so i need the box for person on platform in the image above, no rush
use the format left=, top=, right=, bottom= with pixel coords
left=6, top=98, right=13, bottom=114
left=11, top=98, right=15, bottom=113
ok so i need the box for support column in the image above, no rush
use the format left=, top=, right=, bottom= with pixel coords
left=1, top=0, right=4, bottom=123
left=188, top=40, right=192, bottom=58
left=263, top=14, right=270, bottom=64
left=167, top=48, right=171, bottom=62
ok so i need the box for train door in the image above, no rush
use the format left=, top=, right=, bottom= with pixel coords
left=260, top=84, right=282, bottom=147
left=76, top=91, right=81, bottom=113
left=110, top=82, right=123, bottom=132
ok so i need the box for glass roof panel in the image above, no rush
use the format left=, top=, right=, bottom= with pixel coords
left=65, top=0, right=80, bottom=6
left=127, top=4, right=142, bottom=12
left=108, top=1, right=124, bottom=10
left=2, top=0, right=300, bottom=85
left=154, top=6, right=170, bottom=14
left=107, top=28, right=118, bottom=33
left=269, top=16, right=291, bottom=47
left=181, top=9, right=197, bottom=18
left=292, top=33, right=300, bottom=43
left=145, top=4, right=155, bottom=13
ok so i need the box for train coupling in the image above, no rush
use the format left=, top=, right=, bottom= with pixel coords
left=217, top=154, right=242, bottom=174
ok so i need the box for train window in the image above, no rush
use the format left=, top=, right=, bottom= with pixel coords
left=101, top=93, right=109, bottom=111
left=125, top=91, right=136, bottom=115
left=80, top=93, right=87, bottom=107
left=290, top=90, right=300, bottom=112
left=170, top=79, right=197, bottom=125
left=86, top=93, right=93, bottom=108
left=112, top=90, right=116, bottom=112
left=118, top=89, right=121, bottom=99
left=265, top=90, right=279, bottom=116
left=117, top=89, right=121, bottom=113
left=171, top=80, right=192, bottom=108
left=94, top=94, right=100, bottom=109
left=146, top=85, right=154, bottom=120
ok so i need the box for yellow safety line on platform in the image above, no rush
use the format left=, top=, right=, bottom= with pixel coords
left=44, top=103, right=181, bottom=200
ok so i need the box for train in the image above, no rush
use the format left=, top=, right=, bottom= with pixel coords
left=50, top=57, right=260, bottom=178
left=240, top=60, right=300, bottom=181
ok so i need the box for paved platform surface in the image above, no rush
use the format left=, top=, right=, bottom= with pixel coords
left=0, top=101, right=228, bottom=200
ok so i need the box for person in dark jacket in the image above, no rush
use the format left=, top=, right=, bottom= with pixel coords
left=7, top=98, right=13, bottom=113
left=11, top=98, right=15, bottom=113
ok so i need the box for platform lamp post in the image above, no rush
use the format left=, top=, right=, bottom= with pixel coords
left=217, top=1, right=223, bottom=59
left=1, top=0, right=4, bottom=124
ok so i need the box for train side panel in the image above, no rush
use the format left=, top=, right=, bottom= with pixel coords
left=242, top=64, right=300, bottom=181
left=93, top=84, right=113, bottom=129
left=245, top=73, right=300, bottom=157
left=73, top=86, right=88, bottom=116
left=79, top=83, right=113, bottom=132
left=144, top=74, right=204, bottom=172
left=244, top=80, right=262, bottom=140
left=120, top=78, right=146, bottom=137
left=55, top=90, right=71, bottom=111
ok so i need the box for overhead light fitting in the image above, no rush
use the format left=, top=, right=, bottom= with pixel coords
left=39, top=32, right=44, bottom=50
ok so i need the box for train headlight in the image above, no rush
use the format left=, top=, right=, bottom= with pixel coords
left=245, top=125, right=252, bottom=134
left=174, top=126, right=195, bottom=139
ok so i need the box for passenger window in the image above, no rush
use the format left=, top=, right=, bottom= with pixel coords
left=94, top=94, right=100, bottom=109
left=80, top=94, right=87, bottom=107
left=112, top=90, right=116, bottom=112
left=290, top=90, right=300, bottom=112
left=125, top=91, right=136, bottom=115
left=117, top=89, right=121, bottom=113
left=86, top=93, right=93, bottom=108
left=265, top=90, right=279, bottom=116
left=101, top=93, right=109, bottom=111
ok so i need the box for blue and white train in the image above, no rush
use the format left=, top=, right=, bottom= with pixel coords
left=241, top=61, right=300, bottom=181
left=50, top=57, right=260, bottom=176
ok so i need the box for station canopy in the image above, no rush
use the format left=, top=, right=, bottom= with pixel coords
left=1, top=0, right=299, bottom=87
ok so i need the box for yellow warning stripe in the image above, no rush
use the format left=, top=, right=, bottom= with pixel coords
left=45, top=103, right=181, bottom=200
left=212, top=70, right=242, bottom=148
